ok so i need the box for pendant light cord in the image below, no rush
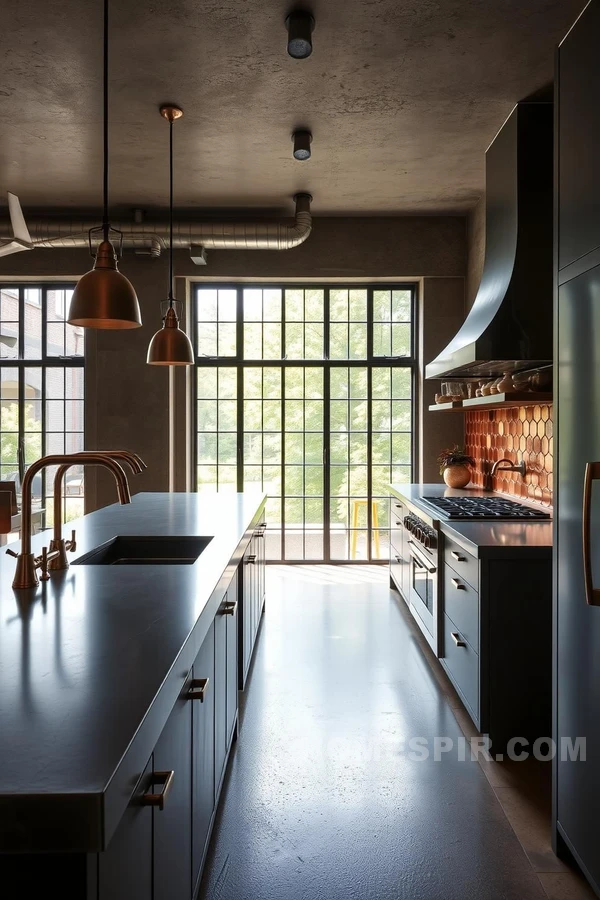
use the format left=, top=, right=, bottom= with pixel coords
left=103, top=0, right=109, bottom=241
left=168, top=117, right=174, bottom=305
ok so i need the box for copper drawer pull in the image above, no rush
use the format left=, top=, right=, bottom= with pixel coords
left=395, top=520, right=402, bottom=525
left=222, top=601, right=237, bottom=616
left=188, top=677, right=210, bottom=701
left=583, top=462, right=600, bottom=605
left=142, top=770, right=175, bottom=810
left=451, top=577, right=466, bottom=590
left=450, top=632, right=466, bottom=648
left=451, top=550, right=466, bottom=562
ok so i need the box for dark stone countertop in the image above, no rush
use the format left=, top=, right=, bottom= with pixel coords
left=0, top=491, right=266, bottom=854
left=389, top=483, right=553, bottom=557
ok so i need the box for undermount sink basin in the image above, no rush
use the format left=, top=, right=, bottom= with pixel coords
left=72, top=535, right=213, bottom=566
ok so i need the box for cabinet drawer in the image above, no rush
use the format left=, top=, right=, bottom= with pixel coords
left=443, top=535, right=479, bottom=591
left=442, top=614, right=479, bottom=718
left=390, top=498, right=405, bottom=552
left=444, top=564, right=479, bottom=654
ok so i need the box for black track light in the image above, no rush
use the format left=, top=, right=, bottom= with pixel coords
left=285, top=11, right=315, bottom=59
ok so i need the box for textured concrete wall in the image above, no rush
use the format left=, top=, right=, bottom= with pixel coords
left=419, top=277, right=466, bottom=482
left=0, top=216, right=467, bottom=507
left=466, top=198, right=485, bottom=309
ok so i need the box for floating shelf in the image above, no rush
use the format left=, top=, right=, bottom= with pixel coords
left=428, top=392, right=553, bottom=413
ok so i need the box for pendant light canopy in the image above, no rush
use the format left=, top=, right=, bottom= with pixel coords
left=147, top=106, right=194, bottom=366
left=67, top=0, right=142, bottom=330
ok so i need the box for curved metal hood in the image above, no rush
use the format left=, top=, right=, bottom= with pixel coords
left=426, top=102, right=553, bottom=380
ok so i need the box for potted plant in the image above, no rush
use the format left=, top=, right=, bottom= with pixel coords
left=437, top=446, right=476, bottom=489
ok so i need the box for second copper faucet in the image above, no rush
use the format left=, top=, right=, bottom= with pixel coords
left=48, top=451, right=146, bottom=572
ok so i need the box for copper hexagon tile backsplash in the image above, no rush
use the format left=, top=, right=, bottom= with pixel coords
left=465, top=405, right=553, bottom=507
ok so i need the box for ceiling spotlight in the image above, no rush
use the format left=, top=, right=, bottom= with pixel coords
left=285, top=11, right=315, bottom=59
left=292, top=130, right=312, bottom=160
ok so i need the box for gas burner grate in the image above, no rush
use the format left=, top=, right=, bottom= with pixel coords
left=420, top=496, right=551, bottom=520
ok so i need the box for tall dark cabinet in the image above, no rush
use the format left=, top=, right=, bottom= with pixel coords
left=555, top=2, right=600, bottom=894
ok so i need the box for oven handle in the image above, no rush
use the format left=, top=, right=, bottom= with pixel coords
left=407, top=541, right=436, bottom=574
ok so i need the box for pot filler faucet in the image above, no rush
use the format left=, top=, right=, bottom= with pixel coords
left=8, top=452, right=143, bottom=590
left=491, top=457, right=527, bottom=478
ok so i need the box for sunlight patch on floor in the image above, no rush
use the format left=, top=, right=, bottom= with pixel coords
left=267, top=564, right=389, bottom=586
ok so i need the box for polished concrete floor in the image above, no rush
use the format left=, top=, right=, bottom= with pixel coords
left=199, top=566, right=556, bottom=900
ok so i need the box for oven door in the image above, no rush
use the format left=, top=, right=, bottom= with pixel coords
left=407, top=540, right=437, bottom=636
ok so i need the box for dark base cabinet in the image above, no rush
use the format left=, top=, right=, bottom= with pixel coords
left=239, top=517, right=267, bottom=690
left=389, top=491, right=552, bottom=753
left=0, top=505, right=267, bottom=900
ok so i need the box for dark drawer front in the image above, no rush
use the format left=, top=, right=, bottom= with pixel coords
left=443, top=535, right=479, bottom=591
left=444, top=564, right=479, bottom=654
left=442, top=614, right=479, bottom=718
left=390, top=498, right=405, bottom=553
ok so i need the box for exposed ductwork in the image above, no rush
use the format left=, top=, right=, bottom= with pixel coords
left=0, top=193, right=313, bottom=265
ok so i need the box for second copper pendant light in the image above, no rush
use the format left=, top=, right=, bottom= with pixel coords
left=146, top=106, right=194, bottom=366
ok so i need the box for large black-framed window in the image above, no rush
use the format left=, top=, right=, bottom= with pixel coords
left=194, top=284, right=417, bottom=563
left=0, top=284, right=84, bottom=529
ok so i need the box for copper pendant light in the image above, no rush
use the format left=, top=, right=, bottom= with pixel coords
left=147, top=106, right=194, bottom=366
left=67, top=0, right=142, bottom=329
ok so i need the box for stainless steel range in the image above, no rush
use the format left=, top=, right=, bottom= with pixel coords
left=420, top=496, right=551, bottom=520
left=402, top=511, right=440, bottom=649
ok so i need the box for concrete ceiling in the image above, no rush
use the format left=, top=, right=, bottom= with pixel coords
left=0, top=0, right=583, bottom=216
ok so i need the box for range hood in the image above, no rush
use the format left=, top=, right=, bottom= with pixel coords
left=426, top=102, right=553, bottom=380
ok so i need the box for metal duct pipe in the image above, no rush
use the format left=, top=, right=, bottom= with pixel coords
left=0, top=193, right=312, bottom=263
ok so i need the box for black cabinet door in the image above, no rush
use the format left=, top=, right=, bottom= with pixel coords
left=98, top=758, right=152, bottom=900
left=153, top=679, right=193, bottom=900
left=240, top=550, right=252, bottom=688
left=558, top=1, right=600, bottom=271
left=214, top=599, right=228, bottom=796
left=226, top=572, right=239, bottom=744
left=192, top=622, right=215, bottom=884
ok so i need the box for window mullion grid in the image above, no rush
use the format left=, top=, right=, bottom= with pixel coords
left=281, top=289, right=286, bottom=560
left=323, top=288, right=331, bottom=562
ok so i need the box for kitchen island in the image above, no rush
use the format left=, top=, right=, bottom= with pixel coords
left=0, top=491, right=267, bottom=900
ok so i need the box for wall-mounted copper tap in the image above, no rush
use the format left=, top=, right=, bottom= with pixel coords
left=48, top=450, right=146, bottom=571
left=10, top=453, right=131, bottom=590
left=491, top=457, right=527, bottom=478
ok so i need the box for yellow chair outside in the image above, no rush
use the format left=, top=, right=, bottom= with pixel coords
left=350, top=499, right=380, bottom=559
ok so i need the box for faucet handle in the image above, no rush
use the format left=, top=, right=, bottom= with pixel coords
left=5, top=548, right=18, bottom=558
left=66, top=529, right=77, bottom=552
left=39, top=546, right=51, bottom=581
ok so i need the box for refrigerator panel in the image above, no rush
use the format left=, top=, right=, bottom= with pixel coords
left=556, top=264, right=600, bottom=892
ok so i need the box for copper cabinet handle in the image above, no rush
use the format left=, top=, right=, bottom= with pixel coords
left=451, top=577, right=466, bottom=590
left=395, top=520, right=402, bottom=525
left=246, top=555, right=257, bottom=564
left=450, top=632, right=466, bottom=648
left=142, top=770, right=175, bottom=810
left=583, top=462, right=600, bottom=605
left=188, top=678, right=210, bottom=702
left=451, top=550, right=466, bottom=562
left=222, top=601, right=237, bottom=616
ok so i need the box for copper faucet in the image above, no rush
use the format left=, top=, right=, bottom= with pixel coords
left=10, top=454, right=131, bottom=590
left=48, top=451, right=146, bottom=571
left=491, top=457, right=527, bottom=478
